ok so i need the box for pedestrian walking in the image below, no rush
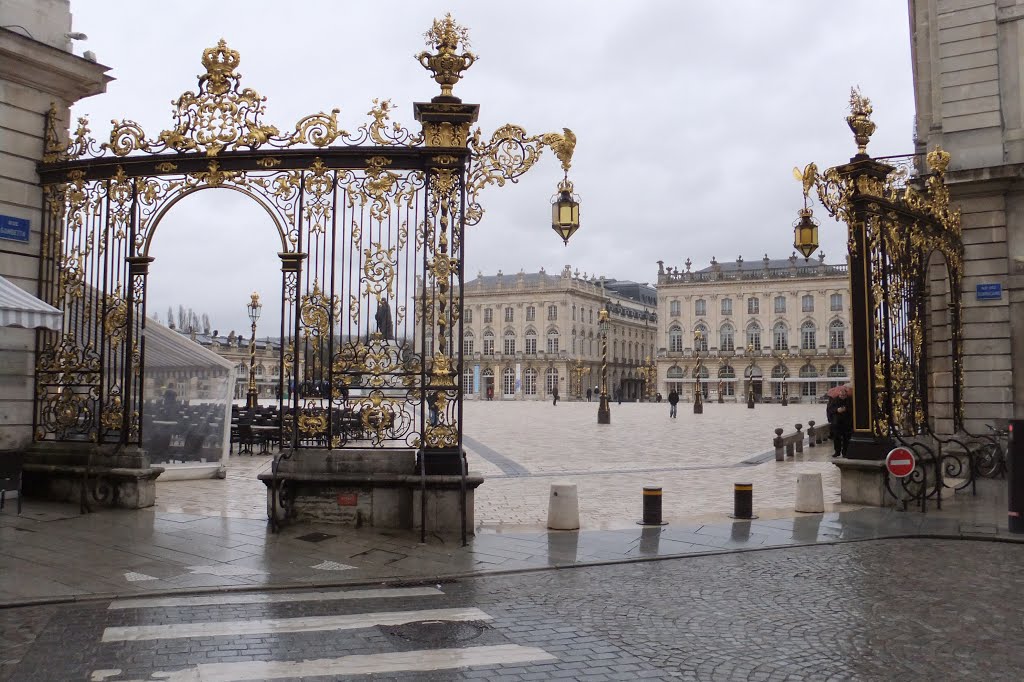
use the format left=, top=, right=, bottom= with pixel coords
left=668, top=388, right=679, bottom=419
left=615, top=388, right=622, bottom=405
left=586, top=387, right=592, bottom=402
left=826, top=383, right=853, bottom=457
left=552, top=386, right=559, bottom=406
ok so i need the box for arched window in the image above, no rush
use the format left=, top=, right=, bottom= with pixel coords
left=546, top=328, right=559, bottom=354
left=692, top=365, right=710, bottom=379
left=483, top=330, right=495, bottom=355
left=801, top=321, right=816, bottom=350
left=669, top=325, right=683, bottom=353
left=238, top=363, right=247, bottom=374
left=503, top=367, right=516, bottom=396
left=772, top=363, right=788, bottom=398
left=773, top=322, right=788, bottom=351
left=829, top=319, right=845, bottom=350
left=694, top=324, right=709, bottom=351
left=463, top=330, right=474, bottom=355
left=667, top=365, right=685, bottom=379
left=799, top=364, right=819, bottom=397
left=718, top=364, right=736, bottom=396
left=462, top=368, right=475, bottom=395
left=827, top=362, right=846, bottom=388
left=503, top=329, right=516, bottom=355
left=746, top=322, right=761, bottom=351
left=256, top=364, right=264, bottom=376
left=524, top=368, right=537, bottom=395
left=525, top=328, right=538, bottom=355
left=545, top=367, right=559, bottom=394
left=720, top=323, right=735, bottom=352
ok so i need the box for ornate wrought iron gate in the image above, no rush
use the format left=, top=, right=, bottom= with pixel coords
left=33, top=17, right=577, bottom=460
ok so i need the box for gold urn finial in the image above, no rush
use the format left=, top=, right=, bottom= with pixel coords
left=417, top=14, right=476, bottom=99
left=846, top=86, right=876, bottom=156
left=201, top=39, right=241, bottom=96
left=927, top=146, right=951, bottom=175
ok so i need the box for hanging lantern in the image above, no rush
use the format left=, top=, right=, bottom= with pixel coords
left=551, top=178, right=580, bottom=245
left=793, top=207, right=819, bottom=260
left=247, top=291, right=262, bottom=324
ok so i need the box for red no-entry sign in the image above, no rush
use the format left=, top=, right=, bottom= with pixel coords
left=886, top=447, right=916, bottom=478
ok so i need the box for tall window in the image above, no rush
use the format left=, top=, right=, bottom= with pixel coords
left=694, top=324, right=709, bottom=351
left=774, top=296, right=786, bottom=314
left=670, top=300, right=681, bottom=316
left=802, top=294, right=814, bottom=312
left=772, top=363, right=788, bottom=398
left=720, top=323, right=735, bottom=352
left=483, top=330, right=494, bottom=355
left=463, top=368, right=475, bottom=395
left=667, top=365, right=684, bottom=394
left=525, top=330, right=538, bottom=355
left=547, top=305, right=558, bottom=321
left=801, top=321, right=816, bottom=350
left=747, top=323, right=761, bottom=351
left=545, top=367, right=559, bottom=394
left=669, top=325, right=683, bottom=352
left=504, top=306, right=514, bottom=322
left=424, top=335, right=434, bottom=356
left=719, top=365, right=736, bottom=396
left=800, top=364, right=818, bottom=397
left=524, top=368, right=537, bottom=395
left=464, top=308, right=473, bottom=323
left=547, top=329, right=559, bottom=354
left=589, top=309, right=593, bottom=324
left=695, top=299, right=707, bottom=316
left=504, top=330, right=516, bottom=355
left=830, top=293, right=843, bottom=311
left=484, top=308, right=493, bottom=323
left=747, top=297, right=759, bottom=314
left=463, top=332, right=474, bottom=355
left=773, top=322, right=787, bottom=351
left=829, top=319, right=845, bottom=349
left=526, top=305, right=536, bottom=321
left=827, top=363, right=846, bottom=388
left=503, top=367, right=515, bottom=396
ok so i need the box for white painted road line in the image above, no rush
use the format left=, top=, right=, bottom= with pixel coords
left=109, top=586, right=443, bottom=610
left=101, top=607, right=491, bottom=642
left=119, top=645, right=557, bottom=681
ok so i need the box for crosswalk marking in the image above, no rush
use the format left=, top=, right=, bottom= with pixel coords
left=109, top=586, right=443, bottom=610
left=101, top=645, right=556, bottom=682
left=101, top=607, right=491, bottom=642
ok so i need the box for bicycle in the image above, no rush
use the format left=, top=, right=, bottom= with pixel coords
left=975, top=423, right=1009, bottom=478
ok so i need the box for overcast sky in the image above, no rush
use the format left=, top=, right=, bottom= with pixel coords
left=68, top=1, right=914, bottom=337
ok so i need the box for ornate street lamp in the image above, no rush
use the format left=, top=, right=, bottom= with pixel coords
left=551, top=176, right=581, bottom=245
left=597, top=277, right=611, bottom=424
left=776, top=350, right=790, bottom=407
left=644, top=355, right=657, bottom=402
left=693, top=330, right=704, bottom=415
left=746, top=343, right=756, bottom=409
left=245, top=291, right=262, bottom=410
left=572, top=358, right=585, bottom=399
left=793, top=208, right=819, bottom=260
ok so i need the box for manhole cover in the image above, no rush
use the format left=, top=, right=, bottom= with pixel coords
left=295, top=532, right=335, bottom=543
left=380, top=620, right=486, bottom=645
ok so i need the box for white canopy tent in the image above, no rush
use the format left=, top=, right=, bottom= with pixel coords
left=0, top=276, right=62, bottom=331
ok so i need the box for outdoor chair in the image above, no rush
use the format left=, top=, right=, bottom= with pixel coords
left=0, top=452, right=24, bottom=514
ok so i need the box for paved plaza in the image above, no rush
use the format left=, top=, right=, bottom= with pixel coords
left=153, top=401, right=844, bottom=530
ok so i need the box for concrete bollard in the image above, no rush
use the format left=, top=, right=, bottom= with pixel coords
left=807, top=420, right=816, bottom=448
left=794, top=424, right=804, bottom=454
left=547, top=483, right=580, bottom=530
left=774, top=428, right=785, bottom=461
left=794, top=472, right=825, bottom=513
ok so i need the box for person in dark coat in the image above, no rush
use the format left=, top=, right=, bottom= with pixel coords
left=586, top=387, right=592, bottom=402
left=552, top=386, right=559, bottom=406
left=826, top=385, right=853, bottom=457
left=668, top=389, right=679, bottom=419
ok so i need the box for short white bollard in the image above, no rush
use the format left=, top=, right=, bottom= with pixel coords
left=547, top=483, right=580, bottom=530
left=794, top=472, right=825, bottom=513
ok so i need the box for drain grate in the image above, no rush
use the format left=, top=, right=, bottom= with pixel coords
left=295, top=532, right=335, bottom=543
left=380, top=620, right=487, bottom=646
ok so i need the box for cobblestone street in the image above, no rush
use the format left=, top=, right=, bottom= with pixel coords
left=4, top=539, right=1023, bottom=681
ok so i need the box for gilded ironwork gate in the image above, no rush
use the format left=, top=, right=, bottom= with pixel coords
left=796, top=88, right=963, bottom=458
left=33, top=17, right=577, bottom=460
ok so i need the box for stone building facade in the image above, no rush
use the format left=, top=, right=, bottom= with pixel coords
left=0, top=1, right=110, bottom=450
left=452, top=266, right=658, bottom=401
left=158, top=327, right=283, bottom=403
left=655, top=255, right=853, bottom=403
left=909, top=0, right=1023, bottom=432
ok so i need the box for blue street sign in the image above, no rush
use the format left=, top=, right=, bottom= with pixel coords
left=0, top=215, right=30, bottom=243
left=976, top=283, right=1002, bottom=300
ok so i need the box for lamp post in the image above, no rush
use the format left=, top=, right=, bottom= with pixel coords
left=746, top=343, right=756, bottom=409
left=572, top=358, right=585, bottom=399
left=775, top=350, right=790, bottom=407
left=245, top=291, right=262, bottom=410
left=597, top=277, right=611, bottom=424
left=693, top=330, right=704, bottom=415
left=643, top=355, right=657, bottom=401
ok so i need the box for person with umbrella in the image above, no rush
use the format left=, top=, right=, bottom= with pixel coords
left=826, top=383, right=853, bottom=457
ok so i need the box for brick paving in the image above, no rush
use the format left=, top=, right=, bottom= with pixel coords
left=4, top=539, right=1024, bottom=681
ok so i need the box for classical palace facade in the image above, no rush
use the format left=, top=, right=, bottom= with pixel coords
left=655, top=254, right=853, bottom=403
left=453, top=266, right=658, bottom=401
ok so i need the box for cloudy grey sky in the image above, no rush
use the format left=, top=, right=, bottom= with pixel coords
left=68, top=0, right=914, bottom=336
